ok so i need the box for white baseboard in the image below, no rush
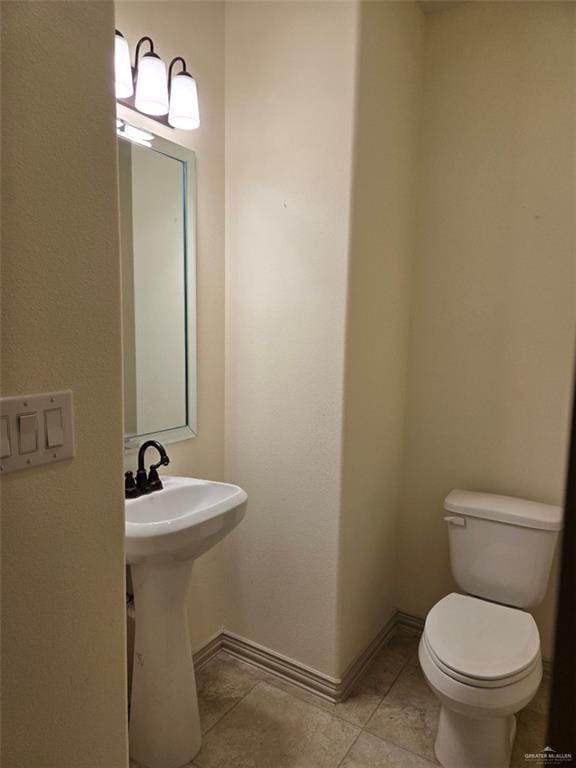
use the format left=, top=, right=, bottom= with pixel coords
left=542, top=658, right=553, bottom=678
left=192, top=631, right=224, bottom=670
left=193, top=629, right=341, bottom=701
left=396, top=610, right=424, bottom=633
left=192, top=610, right=414, bottom=704
left=192, top=608, right=553, bottom=702
left=222, top=631, right=342, bottom=702
left=337, top=612, right=399, bottom=701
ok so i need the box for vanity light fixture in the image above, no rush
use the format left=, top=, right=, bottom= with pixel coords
left=115, top=30, right=200, bottom=131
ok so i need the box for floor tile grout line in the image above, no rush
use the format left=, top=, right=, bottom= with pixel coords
left=197, top=675, right=364, bottom=768
left=199, top=665, right=364, bottom=764
left=362, top=657, right=442, bottom=765
left=195, top=681, right=262, bottom=766
left=195, top=636, right=425, bottom=763
left=151, top=636, right=543, bottom=768
left=361, top=652, right=415, bottom=731
left=198, top=674, right=262, bottom=737
left=201, top=682, right=259, bottom=737
left=334, top=728, right=363, bottom=768
left=355, top=727, right=439, bottom=768
left=255, top=639, right=421, bottom=729
left=362, top=720, right=439, bottom=766
left=338, top=660, right=433, bottom=763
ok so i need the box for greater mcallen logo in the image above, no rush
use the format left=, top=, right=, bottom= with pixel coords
left=525, top=746, right=574, bottom=765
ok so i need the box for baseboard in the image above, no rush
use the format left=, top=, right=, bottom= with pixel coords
left=222, top=631, right=342, bottom=702
left=193, top=631, right=341, bottom=702
left=193, top=631, right=224, bottom=670
left=192, top=610, right=414, bottom=704
left=337, top=612, right=399, bottom=701
left=396, top=610, right=425, bottom=633
left=542, top=658, right=553, bottom=679
left=192, top=607, right=553, bottom=702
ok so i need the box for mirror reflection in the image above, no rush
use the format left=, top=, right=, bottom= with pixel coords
left=118, top=129, right=197, bottom=447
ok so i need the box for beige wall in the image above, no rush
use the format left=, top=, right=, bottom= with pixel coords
left=224, top=1, right=359, bottom=676
left=2, top=7, right=570, bottom=766
left=398, top=1, right=576, bottom=660
left=1, top=2, right=128, bottom=766
left=117, top=0, right=572, bottom=687
left=337, top=1, right=424, bottom=674
left=115, top=1, right=227, bottom=652
left=224, top=0, right=573, bottom=674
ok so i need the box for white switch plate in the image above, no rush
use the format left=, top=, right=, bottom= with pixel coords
left=0, top=390, right=75, bottom=474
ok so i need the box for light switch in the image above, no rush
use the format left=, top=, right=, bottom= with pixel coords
left=1, top=391, right=74, bottom=473
left=18, top=413, right=39, bottom=454
left=45, top=408, right=64, bottom=448
left=1, top=417, right=11, bottom=458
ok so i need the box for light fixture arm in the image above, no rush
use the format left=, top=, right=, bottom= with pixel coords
left=134, top=36, right=156, bottom=69
left=168, top=57, right=189, bottom=96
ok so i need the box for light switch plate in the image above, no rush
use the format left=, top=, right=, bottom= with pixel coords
left=0, top=390, right=75, bottom=474
left=0, top=416, right=11, bottom=458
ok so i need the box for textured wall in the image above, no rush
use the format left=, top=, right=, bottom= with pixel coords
left=398, top=1, right=576, bottom=660
left=1, top=2, right=128, bottom=766
left=224, top=1, right=359, bottom=676
left=337, top=1, right=424, bottom=674
left=115, top=1, right=227, bottom=652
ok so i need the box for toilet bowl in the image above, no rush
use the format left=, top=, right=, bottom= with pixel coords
left=419, top=491, right=561, bottom=768
left=419, top=593, right=542, bottom=768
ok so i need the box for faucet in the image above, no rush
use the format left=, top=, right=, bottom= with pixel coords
left=125, top=440, right=170, bottom=498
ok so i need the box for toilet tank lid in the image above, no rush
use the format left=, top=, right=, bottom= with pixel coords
left=444, top=490, right=562, bottom=531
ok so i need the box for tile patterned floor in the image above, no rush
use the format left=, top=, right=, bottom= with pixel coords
left=131, top=628, right=549, bottom=768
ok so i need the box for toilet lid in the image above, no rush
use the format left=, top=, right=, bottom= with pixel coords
left=424, top=593, right=540, bottom=682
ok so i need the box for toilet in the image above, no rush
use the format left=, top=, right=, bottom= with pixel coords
left=419, top=490, right=562, bottom=768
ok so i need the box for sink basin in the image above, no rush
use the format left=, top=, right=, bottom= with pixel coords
left=126, top=475, right=247, bottom=768
left=126, top=476, right=247, bottom=563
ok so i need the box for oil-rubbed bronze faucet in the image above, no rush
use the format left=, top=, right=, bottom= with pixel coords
left=124, top=440, right=170, bottom=499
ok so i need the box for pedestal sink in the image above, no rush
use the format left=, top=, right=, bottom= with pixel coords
left=126, top=476, right=247, bottom=768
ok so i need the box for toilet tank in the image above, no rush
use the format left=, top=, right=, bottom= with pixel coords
left=444, top=490, right=562, bottom=609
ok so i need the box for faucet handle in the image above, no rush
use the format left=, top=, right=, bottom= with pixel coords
left=147, top=465, right=164, bottom=492
left=124, top=471, right=140, bottom=499
left=135, top=467, right=152, bottom=494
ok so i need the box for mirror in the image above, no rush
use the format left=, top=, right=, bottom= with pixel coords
left=118, top=128, right=197, bottom=448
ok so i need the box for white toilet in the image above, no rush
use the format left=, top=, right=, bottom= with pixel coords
left=419, top=490, right=562, bottom=768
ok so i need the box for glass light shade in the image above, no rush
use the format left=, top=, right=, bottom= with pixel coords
left=168, top=73, right=200, bottom=130
left=115, top=32, right=133, bottom=99
left=135, top=53, right=169, bottom=116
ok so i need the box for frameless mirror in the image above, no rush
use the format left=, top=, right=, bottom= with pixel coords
left=118, top=128, right=197, bottom=448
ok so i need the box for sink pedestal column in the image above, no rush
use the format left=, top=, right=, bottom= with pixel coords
left=129, top=560, right=201, bottom=768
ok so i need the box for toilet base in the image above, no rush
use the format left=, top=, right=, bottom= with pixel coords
left=435, top=705, right=517, bottom=768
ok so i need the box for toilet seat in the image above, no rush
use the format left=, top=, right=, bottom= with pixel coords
left=424, top=593, right=540, bottom=689
left=423, top=634, right=540, bottom=688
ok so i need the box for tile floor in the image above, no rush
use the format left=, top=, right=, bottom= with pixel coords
left=131, top=628, right=549, bottom=768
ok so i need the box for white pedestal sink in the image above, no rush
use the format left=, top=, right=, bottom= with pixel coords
left=125, top=476, right=247, bottom=768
